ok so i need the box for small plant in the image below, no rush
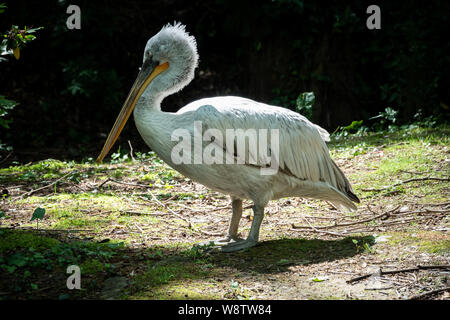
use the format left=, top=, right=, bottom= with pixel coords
left=110, top=147, right=131, bottom=164
left=30, top=207, right=45, bottom=230
left=370, top=107, right=399, bottom=131
left=189, top=242, right=215, bottom=259
left=352, top=238, right=375, bottom=254
left=332, top=120, right=369, bottom=139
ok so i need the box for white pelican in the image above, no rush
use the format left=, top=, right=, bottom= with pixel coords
left=97, top=23, right=360, bottom=252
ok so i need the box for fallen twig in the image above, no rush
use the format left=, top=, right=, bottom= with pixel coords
left=409, top=287, right=450, bottom=300
left=99, top=178, right=152, bottom=189
left=347, top=265, right=450, bottom=284
left=361, top=176, right=449, bottom=192
left=128, top=140, right=135, bottom=162
left=119, top=210, right=170, bottom=216
left=143, top=189, right=193, bottom=229
left=16, top=171, right=75, bottom=199
left=292, top=216, right=347, bottom=237
left=197, top=229, right=224, bottom=237
left=291, top=205, right=400, bottom=231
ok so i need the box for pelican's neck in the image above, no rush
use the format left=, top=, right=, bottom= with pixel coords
left=133, top=89, right=176, bottom=165
left=135, top=89, right=165, bottom=114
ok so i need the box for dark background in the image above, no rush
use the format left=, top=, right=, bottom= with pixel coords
left=0, top=0, right=448, bottom=162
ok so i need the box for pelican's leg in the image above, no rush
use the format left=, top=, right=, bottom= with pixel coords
left=220, top=204, right=265, bottom=252
left=212, top=198, right=244, bottom=244
left=198, top=198, right=243, bottom=247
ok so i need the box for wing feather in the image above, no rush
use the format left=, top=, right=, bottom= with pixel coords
left=178, top=96, right=358, bottom=209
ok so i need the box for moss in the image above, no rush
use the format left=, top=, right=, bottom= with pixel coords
left=0, top=229, right=60, bottom=253
left=80, top=259, right=106, bottom=274
left=420, top=241, right=450, bottom=254
left=387, top=231, right=450, bottom=254
left=129, top=281, right=220, bottom=300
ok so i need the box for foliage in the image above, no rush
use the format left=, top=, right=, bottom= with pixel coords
left=0, top=25, right=42, bottom=60
left=0, top=95, right=17, bottom=130
left=0, top=0, right=448, bottom=159
left=0, top=3, right=41, bottom=155
left=0, top=229, right=123, bottom=295
left=369, top=107, right=398, bottom=131
left=332, top=105, right=443, bottom=141
left=296, top=91, right=314, bottom=120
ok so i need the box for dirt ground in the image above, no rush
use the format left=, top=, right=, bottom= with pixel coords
left=0, top=128, right=448, bottom=300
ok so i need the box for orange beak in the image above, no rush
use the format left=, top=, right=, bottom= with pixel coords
left=96, top=61, right=169, bottom=163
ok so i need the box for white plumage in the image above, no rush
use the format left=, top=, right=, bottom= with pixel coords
left=98, top=23, right=360, bottom=252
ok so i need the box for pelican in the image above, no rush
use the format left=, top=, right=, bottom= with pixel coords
left=97, top=23, right=359, bottom=252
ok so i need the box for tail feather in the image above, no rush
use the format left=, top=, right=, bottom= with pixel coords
left=329, top=159, right=360, bottom=208
left=296, top=180, right=358, bottom=212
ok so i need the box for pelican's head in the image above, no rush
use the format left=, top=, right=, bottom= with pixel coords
left=96, top=22, right=198, bottom=162
left=142, top=22, right=198, bottom=96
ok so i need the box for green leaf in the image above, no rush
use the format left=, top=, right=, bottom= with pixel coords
left=2, top=264, right=16, bottom=273
left=311, top=276, right=329, bottom=282
left=58, top=293, right=70, bottom=300
left=8, top=253, right=27, bottom=267
left=0, top=210, right=5, bottom=219
left=0, top=3, right=7, bottom=14
left=26, top=27, right=43, bottom=34
left=30, top=207, right=45, bottom=221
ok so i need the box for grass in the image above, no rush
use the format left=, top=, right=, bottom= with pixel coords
left=0, top=125, right=448, bottom=299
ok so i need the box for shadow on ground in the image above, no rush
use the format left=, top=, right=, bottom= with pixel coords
left=0, top=228, right=374, bottom=299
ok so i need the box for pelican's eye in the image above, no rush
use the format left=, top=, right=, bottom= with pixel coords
left=145, top=51, right=152, bottom=61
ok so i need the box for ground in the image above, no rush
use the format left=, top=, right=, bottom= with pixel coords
left=0, top=126, right=448, bottom=300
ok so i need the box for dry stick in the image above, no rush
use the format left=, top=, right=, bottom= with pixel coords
left=98, top=177, right=112, bottom=188
left=99, top=178, right=151, bottom=189
left=133, top=222, right=144, bottom=233
left=409, top=287, right=450, bottom=300
left=292, top=216, right=347, bottom=237
left=197, top=229, right=224, bottom=237
left=394, top=208, right=450, bottom=215
left=337, top=209, right=447, bottom=233
left=208, top=204, right=254, bottom=212
left=403, top=200, right=450, bottom=207
left=149, top=194, right=193, bottom=229
left=120, top=210, right=170, bottom=216
left=142, top=187, right=193, bottom=229
left=17, top=171, right=76, bottom=199
left=292, top=205, right=401, bottom=231
left=361, top=176, right=449, bottom=192
left=175, top=203, right=205, bottom=213
left=346, top=265, right=450, bottom=284
left=127, top=140, right=135, bottom=162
